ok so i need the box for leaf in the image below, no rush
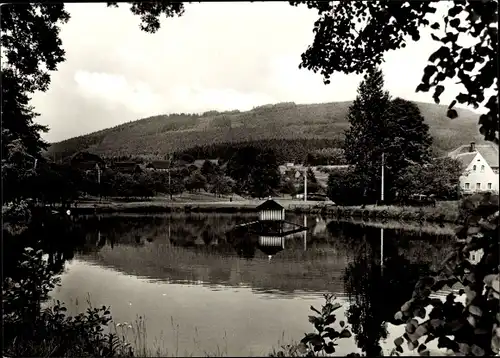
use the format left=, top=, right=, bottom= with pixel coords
left=416, top=307, right=426, bottom=319
left=297, top=342, right=308, bottom=354
left=450, top=18, right=460, bottom=28
left=401, top=301, right=412, bottom=312
left=394, top=311, right=404, bottom=321
left=430, top=319, right=443, bottom=329
left=448, top=100, right=457, bottom=109
left=493, top=278, right=500, bottom=292
left=408, top=340, right=418, bottom=351
left=406, top=320, right=417, bottom=334
left=394, top=337, right=404, bottom=347
left=469, top=305, right=483, bottom=317
left=331, top=302, right=342, bottom=312
left=459, top=343, right=471, bottom=354
left=417, top=344, right=428, bottom=354
left=492, top=335, right=500, bottom=354
left=324, top=342, right=335, bottom=354
left=339, top=320, right=345, bottom=328
left=396, top=345, right=403, bottom=354
left=414, top=325, right=428, bottom=338
left=416, top=83, right=431, bottom=92
left=447, top=108, right=458, bottom=119
left=339, top=329, right=352, bottom=338
left=430, top=22, right=440, bottom=30
left=430, top=33, right=440, bottom=41
left=471, top=344, right=485, bottom=356
left=324, top=314, right=336, bottom=326
left=310, top=305, right=321, bottom=315
left=449, top=320, right=464, bottom=332
left=434, top=85, right=445, bottom=98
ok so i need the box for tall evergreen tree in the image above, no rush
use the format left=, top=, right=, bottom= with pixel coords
left=342, top=69, right=433, bottom=203
left=383, top=98, right=433, bottom=199
left=343, top=68, right=392, bottom=202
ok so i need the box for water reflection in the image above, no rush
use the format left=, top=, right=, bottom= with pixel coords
left=343, top=227, right=434, bottom=356
left=6, top=212, right=458, bottom=356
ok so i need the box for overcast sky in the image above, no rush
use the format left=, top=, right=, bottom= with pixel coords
left=31, top=2, right=488, bottom=143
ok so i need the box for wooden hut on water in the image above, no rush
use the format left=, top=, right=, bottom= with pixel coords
left=257, top=199, right=285, bottom=221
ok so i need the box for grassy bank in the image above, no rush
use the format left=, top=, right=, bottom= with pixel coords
left=290, top=201, right=461, bottom=224
left=61, top=197, right=460, bottom=224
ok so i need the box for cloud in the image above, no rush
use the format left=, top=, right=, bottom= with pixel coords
left=31, top=2, right=489, bottom=143
left=73, top=70, right=164, bottom=114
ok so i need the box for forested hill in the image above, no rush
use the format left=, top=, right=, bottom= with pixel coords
left=46, top=100, right=484, bottom=162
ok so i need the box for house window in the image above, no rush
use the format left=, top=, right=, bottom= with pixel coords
left=473, top=165, right=477, bottom=171
left=481, top=165, right=485, bottom=172
left=488, top=183, right=492, bottom=190
left=465, top=183, right=470, bottom=189
left=476, top=183, right=481, bottom=190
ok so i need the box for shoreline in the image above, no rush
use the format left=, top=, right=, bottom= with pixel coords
left=54, top=198, right=461, bottom=224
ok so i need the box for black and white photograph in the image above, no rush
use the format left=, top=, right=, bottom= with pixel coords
left=2, top=1, right=499, bottom=357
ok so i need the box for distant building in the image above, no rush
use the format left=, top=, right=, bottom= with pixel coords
left=468, top=248, right=484, bottom=265
left=70, top=152, right=105, bottom=174
left=193, top=159, right=219, bottom=169
left=146, top=161, right=170, bottom=172
left=257, top=199, right=285, bottom=221
left=448, top=142, right=499, bottom=194
left=113, top=162, right=142, bottom=174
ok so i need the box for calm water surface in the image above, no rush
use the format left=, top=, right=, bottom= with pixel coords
left=46, top=213, right=456, bottom=356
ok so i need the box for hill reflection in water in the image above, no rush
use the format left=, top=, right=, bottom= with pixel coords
left=70, top=213, right=456, bottom=296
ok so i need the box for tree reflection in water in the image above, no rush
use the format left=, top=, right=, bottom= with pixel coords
left=343, top=228, right=432, bottom=356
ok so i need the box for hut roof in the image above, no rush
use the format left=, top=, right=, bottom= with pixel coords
left=146, top=161, right=170, bottom=169
left=257, top=199, right=284, bottom=211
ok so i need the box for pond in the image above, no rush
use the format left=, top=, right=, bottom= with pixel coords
left=20, top=213, right=458, bottom=356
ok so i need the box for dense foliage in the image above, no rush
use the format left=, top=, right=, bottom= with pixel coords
left=390, top=193, right=499, bottom=356
left=338, top=69, right=434, bottom=204
left=291, top=0, right=498, bottom=145
left=226, top=146, right=282, bottom=197
left=394, top=157, right=464, bottom=201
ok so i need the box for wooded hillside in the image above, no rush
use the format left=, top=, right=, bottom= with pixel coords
left=45, top=101, right=484, bottom=162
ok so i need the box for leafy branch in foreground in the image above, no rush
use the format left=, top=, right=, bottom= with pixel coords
left=390, top=193, right=499, bottom=356
left=290, top=0, right=498, bottom=144
left=271, top=294, right=356, bottom=357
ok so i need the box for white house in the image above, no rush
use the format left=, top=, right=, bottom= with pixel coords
left=448, top=142, right=499, bottom=194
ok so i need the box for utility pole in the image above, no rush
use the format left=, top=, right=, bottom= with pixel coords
left=96, top=163, right=101, bottom=202
left=304, top=167, right=307, bottom=202
left=380, top=227, right=384, bottom=275
left=168, top=154, right=172, bottom=200
left=380, top=152, right=385, bottom=204
left=303, top=215, right=307, bottom=251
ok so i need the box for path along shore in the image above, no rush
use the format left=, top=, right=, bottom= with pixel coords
left=56, top=197, right=460, bottom=224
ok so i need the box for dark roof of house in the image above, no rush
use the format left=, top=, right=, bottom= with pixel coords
left=113, top=162, right=137, bottom=168
left=448, top=143, right=499, bottom=168
left=257, top=199, right=284, bottom=211
left=453, top=152, right=477, bottom=169
left=146, top=161, right=170, bottom=169
left=113, top=162, right=141, bottom=172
